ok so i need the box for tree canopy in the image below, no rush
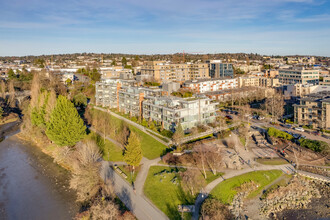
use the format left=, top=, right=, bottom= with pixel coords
left=46, top=95, right=86, bottom=146
left=123, top=132, right=142, bottom=169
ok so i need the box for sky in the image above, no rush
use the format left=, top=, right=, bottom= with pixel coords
left=0, top=0, right=329, bottom=56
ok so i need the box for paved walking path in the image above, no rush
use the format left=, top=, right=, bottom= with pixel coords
left=192, top=163, right=295, bottom=220
left=100, top=161, right=169, bottom=220
left=94, top=106, right=171, bottom=146
left=89, top=126, right=125, bottom=148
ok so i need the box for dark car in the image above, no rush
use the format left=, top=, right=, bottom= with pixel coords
left=225, top=115, right=233, bottom=120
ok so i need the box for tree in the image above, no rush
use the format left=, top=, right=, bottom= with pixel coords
left=180, top=169, right=206, bottom=195
left=46, top=95, right=86, bottom=146
left=7, top=69, right=17, bottom=80
left=193, top=144, right=208, bottom=179
left=0, top=80, right=6, bottom=99
left=8, top=80, right=15, bottom=108
left=73, top=93, right=87, bottom=107
left=204, top=145, right=222, bottom=175
left=70, top=141, right=102, bottom=202
left=238, top=123, right=250, bottom=150
left=172, top=123, right=184, bottom=145
left=30, top=73, right=41, bottom=108
left=0, top=107, right=3, bottom=121
left=266, top=90, right=284, bottom=122
left=200, top=198, right=234, bottom=220
left=122, top=57, right=127, bottom=66
left=123, top=132, right=142, bottom=174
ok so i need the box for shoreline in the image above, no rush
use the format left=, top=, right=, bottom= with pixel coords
left=0, top=133, right=79, bottom=219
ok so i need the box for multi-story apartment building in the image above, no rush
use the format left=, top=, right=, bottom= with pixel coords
left=234, top=64, right=261, bottom=73
left=183, top=78, right=238, bottom=93
left=278, top=68, right=319, bottom=85
left=238, top=77, right=260, bottom=87
left=259, top=77, right=280, bottom=87
left=100, top=66, right=132, bottom=79
left=209, top=60, right=234, bottom=78
left=294, top=91, right=330, bottom=129
left=95, top=79, right=216, bottom=130
left=203, top=87, right=273, bottom=102
left=142, top=96, right=217, bottom=130
left=320, top=76, right=330, bottom=85
left=140, top=61, right=209, bottom=82
left=283, top=84, right=330, bottom=99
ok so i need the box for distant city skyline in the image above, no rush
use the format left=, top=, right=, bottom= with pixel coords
left=0, top=0, right=329, bottom=56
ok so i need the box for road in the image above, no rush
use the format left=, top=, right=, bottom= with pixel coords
left=100, top=161, right=169, bottom=220
left=250, top=119, right=330, bottom=144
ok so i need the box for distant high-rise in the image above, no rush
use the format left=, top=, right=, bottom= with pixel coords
left=209, top=60, right=234, bottom=78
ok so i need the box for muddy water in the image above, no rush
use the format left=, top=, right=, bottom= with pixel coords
left=0, top=135, right=78, bottom=220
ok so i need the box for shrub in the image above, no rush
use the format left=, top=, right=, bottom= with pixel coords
left=267, top=127, right=293, bottom=140
left=299, top=138, right=328, bottom=152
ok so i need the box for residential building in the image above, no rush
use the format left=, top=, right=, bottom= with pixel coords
left=140, top=61, right=209, bottom=82
left=264, top=70, right=279, bottom=78
left=294, top=91, right=330, bottom=129
left=259, top=77, right=280, bottom=87
left=238, top=77, right=260, bottom=87
left=234, top=64, right=261, bottom=73
left=283, top=84, right=330, bottom=99
left=209, top=60, right=234, bottom=78
left=100, top=66, right=132, bottom=79
left=278, top=68, right=319, bottom=85
left=183, top=78, right=238, bottom=93
left=320, top=76, right=330, bottom=85
left=95, top=79, right=216, bottom=130
left=203, top=87, right=273, bottom=102
left=142, top=96, right=217, bottom=130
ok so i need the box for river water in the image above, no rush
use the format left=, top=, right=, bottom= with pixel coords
left=0, top=135, right=78, bottom=220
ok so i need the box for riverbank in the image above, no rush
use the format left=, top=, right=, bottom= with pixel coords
left=0, top=129, right=78, bottom=219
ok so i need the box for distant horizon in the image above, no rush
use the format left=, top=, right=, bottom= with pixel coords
left=0, top=51, right=328, bottom=58
left=1, top=0, right=329, bottom=57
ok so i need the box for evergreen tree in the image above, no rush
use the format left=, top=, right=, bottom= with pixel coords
left=0, top=107, right=3, bottom=120
left=123, top=132, right=142, bottom=172
left=172, top=123, right=184, bottom=145
left=46, top=95, right=86, bottom=146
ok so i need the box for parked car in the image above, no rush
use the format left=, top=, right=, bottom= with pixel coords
left=292, top=133, right=301, bottom=139
left=258, top=116, right=265, bottom=120
left=284, top=124, right=292, bottom=129
left=295, top=127, right=305, bottom=132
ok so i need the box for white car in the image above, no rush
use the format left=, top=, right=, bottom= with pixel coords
left=295, top=127, right=305, bottom=132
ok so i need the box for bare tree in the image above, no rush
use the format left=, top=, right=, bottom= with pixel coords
left=180, top=169, right=206, bottom=195
left=8, top=81, right=15, bottom=108
left=30, top=72, right=40, bottom=108
left=89, top=200, right=120, bottom=220
left=200, top=198, right=234, bottom=220
left=266, top=90, right=284, bottom=122
left=70, top=141, right=102, bottom=202
left=204, top=145, right=222, bottom=175
left=193, top=144, right=208, bottom=179
left=238, top=123, right=250, bottom=150
left=0, top=80, right=6, bottom=99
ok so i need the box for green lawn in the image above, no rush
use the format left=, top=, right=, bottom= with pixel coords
left=205, top=171, right=224, bottom=184
left=256, top=158, right=289, bottom=165
left=210, top=170, right=283, bottom=204
left=144, top=166, right=195, bottom=219
left=129, top=126, right=168, bottom=159
left=86, top=132, right=124, bottom=162
left=115, top=165, right=139, bottom=184
left=98, top=109, right=168, bottom=159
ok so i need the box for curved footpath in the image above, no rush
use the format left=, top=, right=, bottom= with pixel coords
left=100, top=161, right=169, bottom=220
left=192, top=164, right=295, bottom=220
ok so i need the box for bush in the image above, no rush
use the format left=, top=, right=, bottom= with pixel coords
left=299, top=138, right=328, bottom=152
left=267, top=127, right=293, bottom=140
left=160, top=129, right=173, bottom=138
